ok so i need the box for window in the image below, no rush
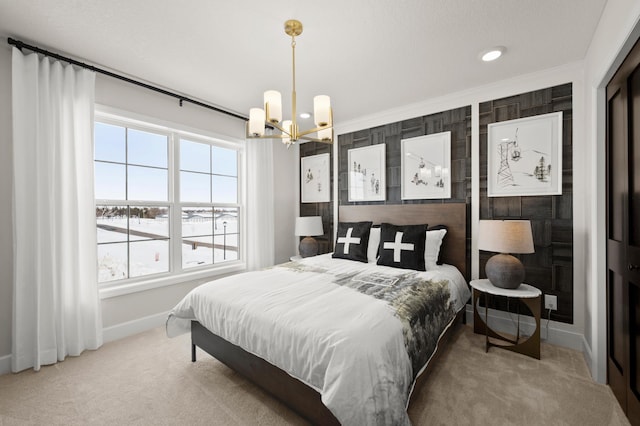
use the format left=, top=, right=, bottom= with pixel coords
left=94, top=116, right=242, bottom=286
left=180, top=140, right=239, bottom=269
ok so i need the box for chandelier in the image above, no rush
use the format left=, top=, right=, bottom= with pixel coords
left=246, top=19, right=333, bottom=147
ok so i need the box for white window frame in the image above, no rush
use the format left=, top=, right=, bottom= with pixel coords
left=95, top=106, right=246, bottom=299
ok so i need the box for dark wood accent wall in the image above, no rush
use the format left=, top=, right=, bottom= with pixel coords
left=479, top=83, right=573, bottom=324
left=300, top=86, right=573, bottom=324
left=337, top=106, right=472, bottom=278
left=337, top=107, right=471, bottom=205
left=299, top=142, right=333, bottom=254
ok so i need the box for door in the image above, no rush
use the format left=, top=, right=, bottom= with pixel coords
left=607, top=35, right=640, bottom=425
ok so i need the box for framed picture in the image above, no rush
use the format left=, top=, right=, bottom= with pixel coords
left=401, top=131, right=451, bottom=200
left=348, top=144, right=386, bottom=202
left=487, top=111, right=563, bottom=197
left=301, top=153, right=330, bottom=203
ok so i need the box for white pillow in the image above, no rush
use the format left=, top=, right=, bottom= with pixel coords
left=367, top=227, right=381, bottom=262
left=425, top=229, right=447, bottom=270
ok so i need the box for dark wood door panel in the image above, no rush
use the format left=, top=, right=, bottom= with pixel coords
left=607, top=89, right=626, bottom=243
left=607, top=35, right=640, bottom=425
left=609, top=240, right=627, bottom=273
left=609, top=272, right=627, bottom=373
left=630, top=283, right=640, bottom=424
left=631, top=67, right=640, bottom=249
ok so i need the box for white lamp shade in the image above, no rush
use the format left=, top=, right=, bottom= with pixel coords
left=295, top=216, right=323, bottom=237
left=264, top=90, right=282, bottom=123
left=282, top=120, right=292, bottom=145
left=249, top=108, right=266, bottom=136
left=478, top=220, right=534, bottom=254
left=313, top=95, right=331, bottom=127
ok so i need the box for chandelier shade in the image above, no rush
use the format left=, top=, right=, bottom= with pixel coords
left=246, top=20, right=333, bottom=147
left=264, top=90, right=282, bottom=124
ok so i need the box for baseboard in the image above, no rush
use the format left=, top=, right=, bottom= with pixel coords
left=102, top=311, right=170, bottom=344
left=465, top=304, right=584, bottom=352
left=0, top=312, right=170, bottom=376
left=0, top=353, right=10, bottom=376
left=582, top=334, right=595, bottom=380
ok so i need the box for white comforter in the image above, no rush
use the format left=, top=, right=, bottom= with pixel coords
left=166, top=254, right=469, bottom=425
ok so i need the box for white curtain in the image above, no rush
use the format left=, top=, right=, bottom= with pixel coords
left=245, top=139, right=275, bottom=270
left=11, top=47, right=102, bottom=372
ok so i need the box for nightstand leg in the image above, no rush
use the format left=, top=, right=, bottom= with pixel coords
left=484, top=292, right=490, bottom=353
left=516, top=300, right=520, bottom=342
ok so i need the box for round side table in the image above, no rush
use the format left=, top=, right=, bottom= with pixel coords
left=470, top=279, right=542, bottom=359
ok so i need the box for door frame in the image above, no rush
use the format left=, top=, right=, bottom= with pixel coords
left=594, top=20, right=640, bottom=385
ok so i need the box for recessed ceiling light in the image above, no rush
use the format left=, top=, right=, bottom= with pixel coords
left=299, top=112, right=311, bottom=119
left=481, top=46, right=506, bottom=62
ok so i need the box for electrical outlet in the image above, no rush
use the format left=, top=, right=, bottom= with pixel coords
left=544, top=294, right=558, bottom=310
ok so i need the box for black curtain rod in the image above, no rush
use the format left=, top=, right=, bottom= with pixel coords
left=7, top=37, right=249, bottom=122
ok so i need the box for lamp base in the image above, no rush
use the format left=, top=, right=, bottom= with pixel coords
left=299, top=236, right=319, bottom=258
left=486, top=253, right=525, bottom=289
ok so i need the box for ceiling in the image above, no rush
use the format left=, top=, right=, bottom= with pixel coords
left=0, top=0, right=607, bottom=126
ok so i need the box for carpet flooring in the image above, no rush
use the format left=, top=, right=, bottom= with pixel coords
left=0, top=324, right=630, bottom=425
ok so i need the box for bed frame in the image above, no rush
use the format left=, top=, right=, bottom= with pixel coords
left=191, top=202, right=468, bottom=425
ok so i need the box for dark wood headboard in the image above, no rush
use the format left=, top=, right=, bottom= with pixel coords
left=339, top=203, right=467, bottom=278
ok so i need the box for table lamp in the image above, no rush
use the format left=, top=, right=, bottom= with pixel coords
left=478, top=220, right=534, bottom=289
left=295, top=216, right=324, bottom=257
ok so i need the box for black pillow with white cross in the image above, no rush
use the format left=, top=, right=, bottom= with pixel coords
left=332, top=221, right=372, bottom=263
left=377, top=223, right=427, bottom=271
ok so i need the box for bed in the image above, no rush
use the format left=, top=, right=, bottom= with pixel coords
left=166, top=203, right=469, bottom=425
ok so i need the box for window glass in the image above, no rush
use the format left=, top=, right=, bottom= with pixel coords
left=182, top=208, right=214, bottom=237
left=96, top=206, right=128, bottom=244
left=214, top=208, right=238, bottom=235
left=129, top=240, right=169, bottom=278
left=97, top=242, right=128, bottom=282
left=182, top=236, right=214, bottom=269
left=128, top=206, right=169, bottom=241
left=94, top=163, right=126, bottom=200
left=212, top=146, right=237, bottom=176
left=180, top=172, right=210, bottom=203
left=181, top=139, right=210, bottom=173
left=127, top=166, right=168, bottom=201
left=128, top=129, right=168, bottom=168
left=214, top=235, right=238, bottom=262
left=95, top=122, right=126, bottom=163
left=212, top=175, right=238, bottom=204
